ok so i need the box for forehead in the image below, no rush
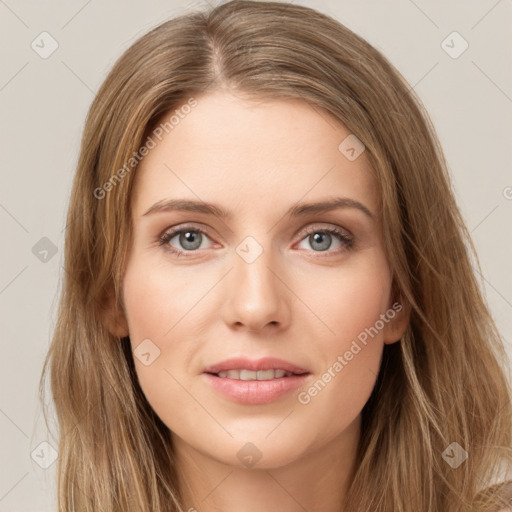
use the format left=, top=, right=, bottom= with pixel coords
left=132, top=91, right=378, bottom=217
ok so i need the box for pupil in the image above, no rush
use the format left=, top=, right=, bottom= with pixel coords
left=181, top=230, right=201, bottom=250
left=311, top=232, right=330, bottom=251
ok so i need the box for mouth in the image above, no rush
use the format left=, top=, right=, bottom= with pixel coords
left=202, top=357, right=310, bottom=379
left=202, top=357, right=311, bottom=404
left=205, top=369, right=309, bottom=380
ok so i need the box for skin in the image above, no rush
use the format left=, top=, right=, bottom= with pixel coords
left=109, top=89, right=409, bottom=512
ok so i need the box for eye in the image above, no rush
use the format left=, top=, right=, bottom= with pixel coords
left=157, top=223, right=354, bottom=258
left=158, top=225, right=213, bottom=256
left=296, top=225, right=353, bottom=254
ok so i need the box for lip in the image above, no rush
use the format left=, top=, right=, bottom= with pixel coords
left=202, top=357, right=310, bottom=405
left=202, top=372, right=310, bottom=405
left=202, top=357, right=309, bottom=375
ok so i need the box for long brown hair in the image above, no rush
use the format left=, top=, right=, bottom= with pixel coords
left=39, top=1, right=512, bottom=510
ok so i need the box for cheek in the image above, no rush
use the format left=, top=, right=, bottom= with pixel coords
left=122, top=257, right=207, bottom=344
left=292, top=254, right=391, bottom=429
left=120, top=260, right=198, bottom=413
left=296, top=251, right=392, bottom=349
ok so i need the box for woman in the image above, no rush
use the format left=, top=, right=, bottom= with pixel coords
left=39, top=1, right=512, bottom=510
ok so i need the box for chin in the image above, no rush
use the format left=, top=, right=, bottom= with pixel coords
left=211, top=434, right=307, bottom=470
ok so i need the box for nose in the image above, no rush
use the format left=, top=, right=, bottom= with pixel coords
left=221, top=244, right=291, bottom=333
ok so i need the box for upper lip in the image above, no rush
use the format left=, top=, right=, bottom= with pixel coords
left=203, top=357, right=309, bottom=375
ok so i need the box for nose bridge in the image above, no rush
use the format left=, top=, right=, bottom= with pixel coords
left=224, top=234, right=288, bottom=331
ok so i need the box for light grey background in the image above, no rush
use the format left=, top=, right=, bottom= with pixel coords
left=1, top=0, right=511, bottom=510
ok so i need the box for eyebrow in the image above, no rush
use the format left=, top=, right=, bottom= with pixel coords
left=142, top=196, right=374, bottom=221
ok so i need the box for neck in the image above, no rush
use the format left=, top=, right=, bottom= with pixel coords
left=172, top=415, right=361, bottom=512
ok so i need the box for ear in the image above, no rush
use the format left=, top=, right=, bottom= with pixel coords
left=382, top=294, right=411, bottom=345
left=100, top=288, right=129, bottom=339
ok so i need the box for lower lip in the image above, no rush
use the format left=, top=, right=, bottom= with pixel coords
left=202, top=372, right=310, bottom=405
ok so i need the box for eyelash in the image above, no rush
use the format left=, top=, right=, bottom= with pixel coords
left=157, top=224, right=354, bottom=258
left=158, top=226, right=353, bottom=258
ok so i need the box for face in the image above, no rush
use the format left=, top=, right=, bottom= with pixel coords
left=112, top=90, right=408, bottom=470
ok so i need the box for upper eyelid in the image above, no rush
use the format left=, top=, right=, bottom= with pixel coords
left=162, top=223, right=216, bottom=241
left=301, top=223, right=352, bottom=236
